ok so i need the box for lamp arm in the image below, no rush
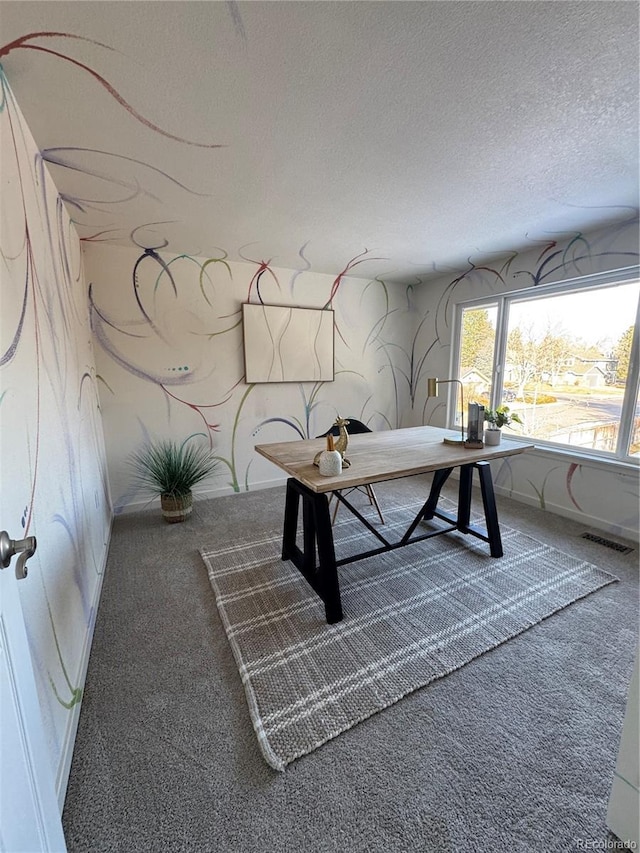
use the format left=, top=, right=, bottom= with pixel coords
left=436, top=378, right=464, bottom=439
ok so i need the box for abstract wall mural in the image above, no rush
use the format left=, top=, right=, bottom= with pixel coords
left=416, top=217, right=640, bottom=540
left=0, top=32, right=224, bottom=148
left=86, top=241, right=411, bottom=507
left=86, top=214, right=639, bottom=542
left=4, top=27, right=637, bottom=543
left=0, top=68, right=111, bottom=790
left=0, top=30, right=225, bottom=262
left=1, top=14, right=637, bottom=818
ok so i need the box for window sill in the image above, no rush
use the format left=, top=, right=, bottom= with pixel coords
left=504, top=436, right=639, bottom=478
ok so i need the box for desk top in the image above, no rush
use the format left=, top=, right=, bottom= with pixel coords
left=255, top=425, right=533, bottom=493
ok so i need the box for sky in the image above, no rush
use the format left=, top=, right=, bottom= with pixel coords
left=508, top=280, right=639, bottom=350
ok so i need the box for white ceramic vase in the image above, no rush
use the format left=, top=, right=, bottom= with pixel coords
left=318, top=449, right=342, bottom=476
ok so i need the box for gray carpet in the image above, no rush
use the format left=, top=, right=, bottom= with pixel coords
left=62, top=476, right=638, bottom=852
left=202, top=506, right=617, bottom=771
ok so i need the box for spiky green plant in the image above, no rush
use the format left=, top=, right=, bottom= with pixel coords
left=129, top=440, right=218, bottom=498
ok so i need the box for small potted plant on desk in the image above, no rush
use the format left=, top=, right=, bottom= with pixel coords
left=484, top=405, right=523, bottom=446
left=129, top=439, right=218, bottom=523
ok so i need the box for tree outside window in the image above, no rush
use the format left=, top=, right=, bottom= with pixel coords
left=455, top=276, right=640, bottom=459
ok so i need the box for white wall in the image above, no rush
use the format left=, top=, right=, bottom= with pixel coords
left=85, top=242, right=413, bottom=510
left=85, top=220, right=639, bottom=540
left=410, top=219, right=640, bottom=540
left=0, top=70, right=112, bottom=800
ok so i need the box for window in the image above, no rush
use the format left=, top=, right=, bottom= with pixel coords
left=453, top=270, right=640, bottom=462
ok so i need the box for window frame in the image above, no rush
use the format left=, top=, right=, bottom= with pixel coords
left=449, top=266, right=640, bottom=469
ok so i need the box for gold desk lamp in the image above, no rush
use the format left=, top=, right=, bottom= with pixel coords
left=427, top=378, right=484, bottom=448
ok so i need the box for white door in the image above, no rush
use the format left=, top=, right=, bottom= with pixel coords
left=0, top=543, right=67, bottom=852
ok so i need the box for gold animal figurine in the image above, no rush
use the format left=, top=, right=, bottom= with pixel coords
left=313, top=417, right=352, bottom=467
left=333, top=416, right=351, bottom=466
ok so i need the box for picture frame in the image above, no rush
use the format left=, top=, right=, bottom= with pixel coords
left=242, top=303, right=335, bottom=383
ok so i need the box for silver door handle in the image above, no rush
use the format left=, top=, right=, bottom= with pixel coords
left=0, top=531, right=37, bottom=580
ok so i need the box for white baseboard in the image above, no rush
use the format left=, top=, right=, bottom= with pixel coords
left=493, top=483, right=639, bottom=544
left=116, top=474, right=638, bottom=543
left=115, top=475, right=288, bottom=514
left=607, top=774, right=640, bottom=849
left=56, top=511, right=114, bottom=811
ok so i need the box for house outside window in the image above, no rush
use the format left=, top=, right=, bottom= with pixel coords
left=452, top=270, right=640, bottom=462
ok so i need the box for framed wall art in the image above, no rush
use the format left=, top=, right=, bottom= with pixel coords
left=242, top=303, right=335, bottom=383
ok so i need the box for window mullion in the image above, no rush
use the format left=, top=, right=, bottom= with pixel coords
left=616, top=293, right=640, bottom=457
left=492, top=296, right=508, bottom=410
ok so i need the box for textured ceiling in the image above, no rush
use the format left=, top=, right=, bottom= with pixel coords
left=0, top=1, right=637, bottom=282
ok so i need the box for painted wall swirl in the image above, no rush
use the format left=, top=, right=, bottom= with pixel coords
left=85, top=242, right=412, bottom=508
left=413, top=219, right=639, bottom=540
left=0, top=68, right=111, bottom=795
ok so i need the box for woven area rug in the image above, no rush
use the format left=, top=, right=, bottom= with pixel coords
left=201, top=502, right=617, bottom=771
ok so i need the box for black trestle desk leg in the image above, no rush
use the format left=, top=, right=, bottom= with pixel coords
left=313, top=492, right=343, bottom=624
left=302, top=495, right=316, bottom=573
left=423, top=467, right=454, bottom=519
left=476, top=461, right=503, bottom=557
left=457, top=464, right=473, bottom=533
left=282, top=478, right=299, bottom=561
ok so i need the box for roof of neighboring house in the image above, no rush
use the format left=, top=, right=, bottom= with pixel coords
left=565, top=364, right=606, bottom=376
left=461, top=368, right=491, bottom=384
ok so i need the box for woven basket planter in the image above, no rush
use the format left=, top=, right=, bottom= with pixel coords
left=160, top=492, right=193, bottom=523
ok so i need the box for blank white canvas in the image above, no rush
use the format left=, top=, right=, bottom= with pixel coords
left=243, top=304, right=334, bottom=382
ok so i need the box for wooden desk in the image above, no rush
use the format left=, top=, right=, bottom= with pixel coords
left=256, top=426, right=533, bottom=624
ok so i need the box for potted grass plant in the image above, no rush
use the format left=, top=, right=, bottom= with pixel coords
left=484, top=405, right=523, bottom=445
left=129, top=439, right=218, bottom=523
